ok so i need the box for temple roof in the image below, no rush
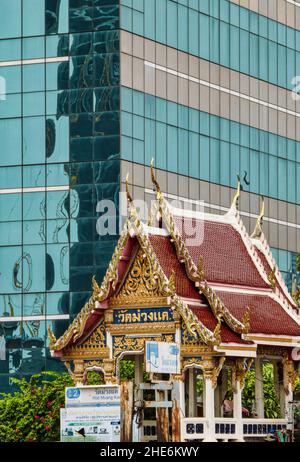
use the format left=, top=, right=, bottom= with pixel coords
left=49, top=166, right=300, bottom=356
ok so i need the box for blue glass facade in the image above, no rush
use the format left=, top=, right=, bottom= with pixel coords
left=0, top=0, right=120, bottom=392
left=118, top=1, right=300, bottom=297
left=121, top=0, right=300, bottom=91
left=121, top=87, right=300, bottom=204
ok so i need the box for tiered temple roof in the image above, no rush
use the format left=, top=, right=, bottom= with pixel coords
left=49, top=165, right=300, bottom=358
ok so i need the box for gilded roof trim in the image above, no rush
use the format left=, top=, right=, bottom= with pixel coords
left=152, top=187, right=247, bottom=335
left=49, top=223, right=130, bottom=351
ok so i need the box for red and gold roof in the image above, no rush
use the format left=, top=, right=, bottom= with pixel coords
left=49, top=166, right=300, bottom=358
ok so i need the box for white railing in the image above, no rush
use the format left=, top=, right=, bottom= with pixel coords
left=242, top=418, right=288, bottom=438
left=143, top=417, right=288, bottom=441
left=181, top=417, right=288, bottom=441
left=181, top=417, right=239, bottom=441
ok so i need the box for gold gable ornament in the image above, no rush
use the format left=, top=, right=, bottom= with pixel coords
left=250, top=196, right=265, bottom=239
left=109, top=248, right=174, bottom=307
left=268, top=266, right=276, bottom=289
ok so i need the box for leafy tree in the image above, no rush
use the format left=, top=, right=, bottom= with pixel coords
left=242, top=363, right=281, bottom=418
left=0, top=371, right=73, bottom=442
left=0, top=362, right=138, bottom=442
left=0, top=362, right=298, bottom=442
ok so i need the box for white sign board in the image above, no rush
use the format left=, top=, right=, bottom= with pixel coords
left=61, top=385, right=121, bottom=442
left=60, top=406, right=121, bottom=442
left=65, top=385, right=120, bottom=408
left=145, top=341, right=180, bottom=374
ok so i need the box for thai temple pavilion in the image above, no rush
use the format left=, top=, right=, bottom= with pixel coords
left=49, top=163, right=300, bottom=442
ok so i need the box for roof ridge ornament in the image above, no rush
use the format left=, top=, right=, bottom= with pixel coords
left=291, top=278, right=300, bottom=311
left=125, top=173, right=139, bottom=220
left=213, top=316, right=222, bottom=345
left=250, top=196, right=265, bottom=239
left=230, top=174, right=241, bottom=211
left=242, top=306, right=251, bottom=334
left=150, top=158, right=163, bottom=199
left=47, top=325, right=57, bottom=345
left=197, top=255, right=205, bottom=282
left=268, top=266, right=276, bottom=288
left=125, top=173, right=133, bottom=204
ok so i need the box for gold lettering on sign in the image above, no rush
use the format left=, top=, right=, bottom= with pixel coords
left=115, top=308, right=170, bottom=323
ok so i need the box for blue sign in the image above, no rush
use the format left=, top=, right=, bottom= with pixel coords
left=66, top=388, right=81, bottom=399
left=114, top=307, right=173, bottom=324
left=145, top=341, right=180, bottom=374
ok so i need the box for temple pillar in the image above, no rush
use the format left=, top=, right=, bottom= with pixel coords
left=132, top=354, right=143, bottom=442
left=254, top=358, right=264, bottom=418
left=220, top=367, right=228, bottom=417
left=233, top=381, right=244, bottom=441
left=282, top=357, right=296, bottom=429
left=103, top=358, right=116, bottom=384
left=171, top=375, right=185, bottom=442
left=188, top=368, right=197, bottom=417
left=73, top=360, right=85, bottom=386
left=232, top=358, right=251, bottom=442
left=201, top=357, right=217, bottom=442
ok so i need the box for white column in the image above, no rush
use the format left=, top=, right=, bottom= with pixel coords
left=188, top=368, right=197, bottom=417
left=284, top=384, right=294, bottom=431
left=220, top=367, right=228, bottom=417
left=255, top=358, right=264, bottom=418
left=172, top=378, right=185, bottom=442
left=233, top=381, right=244, bottom=442
left=203, top=375, right=217, bottom=442
left=132, top=354, right=143, bottom=442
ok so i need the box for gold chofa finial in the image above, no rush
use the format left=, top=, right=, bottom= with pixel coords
left=250, top=196, right=265, bottom=239
left=268, top=266, right=276, bottom=288
left=231, top=174, right=241, bottom=210
left=168, top=269, right=176, bottom=295
left=92, top=275, right=101, bottom=299
left=150, top=158, right=162, bottom=196
left=125, top=173, right=133, bottom=203
left=242, top=306, right=251, bottom=334
left=47, top=325, right=57, bottom=345
left=213, top=316, right=222, bottom=345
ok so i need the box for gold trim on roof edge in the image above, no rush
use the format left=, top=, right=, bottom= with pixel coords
left=49, top=223, right=130, bottom=351
left=130, top=216, right=219, bottom=346
left=230, top=174, right=241, bottom=211
left=250, top=196, right=265, bottom=239
left=150, top=178, right=247, bottom=335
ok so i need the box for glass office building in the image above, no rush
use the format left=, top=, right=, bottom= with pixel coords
left=1, top=0, right=300, bottom=392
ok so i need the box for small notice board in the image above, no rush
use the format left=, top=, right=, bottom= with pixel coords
left=61, top=385, right=121, bottom=442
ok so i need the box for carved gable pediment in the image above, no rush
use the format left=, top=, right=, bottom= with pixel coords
left=109, top=247, right=174, bottom=307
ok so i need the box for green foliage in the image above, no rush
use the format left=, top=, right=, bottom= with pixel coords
left=0, top=362, right=298, bottom=441
left=242, top=363, right=281, bottom=418
left=0, top=371, right=73, bottom=442
left=119, top=360, right=135, bottom=381
left=85, top=370, right=104, bottom=385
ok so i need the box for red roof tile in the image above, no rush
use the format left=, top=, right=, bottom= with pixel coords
left=215, top=291, right=300, bottom=336
left=173, top=216, right=269, bottom=288
left=149, top=234, right=200, bottom=299
left=254, top=247, right=295, bottom=307
left=189, top=305, right=251, bottom=344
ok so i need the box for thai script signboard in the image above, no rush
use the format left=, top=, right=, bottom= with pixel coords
left=114, top=307, right=173, bottom=324
left=61, top=385, right=121, bottom=442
